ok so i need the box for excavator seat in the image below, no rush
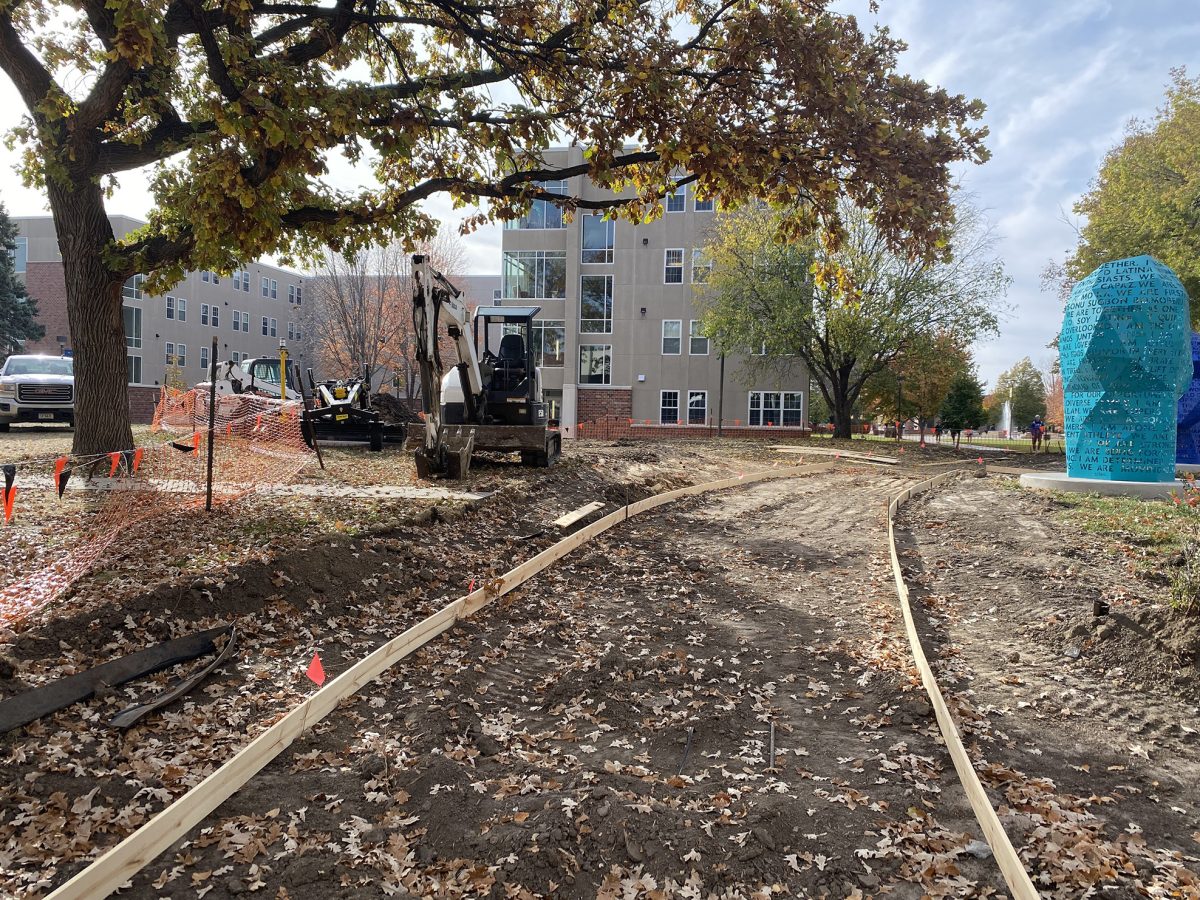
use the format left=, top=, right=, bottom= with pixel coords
left=492, top=333, right=527, bottom=391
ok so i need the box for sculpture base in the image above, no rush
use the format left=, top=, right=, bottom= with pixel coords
left=1177, top=463, right=1200, bottom=475
left=1019, top=472, right=1183, bottom=499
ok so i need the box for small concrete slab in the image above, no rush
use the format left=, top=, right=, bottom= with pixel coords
left=1177, top=463, right=1200, bottom=475
left=1019, top=471, right=1183, bottom=500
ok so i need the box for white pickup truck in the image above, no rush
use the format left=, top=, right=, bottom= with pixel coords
left=0, top=354, right=75, bottom=431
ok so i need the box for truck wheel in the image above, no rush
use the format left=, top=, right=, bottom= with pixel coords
left=0, top=423, right=9, bottom=432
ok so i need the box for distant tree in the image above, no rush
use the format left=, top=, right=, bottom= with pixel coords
left=993, top=357, right=1047, bottom=431
left=1051, top=68, right=1200, bottom=319
left=698, top=200, right=1007, bottom=439
left=0, top=204, right=43, bottom=356
left=864, top=332, right=973, bottom=444
left=305, top=228, right=466, bottom=398
left=0, top=0, right=988, bottom=455
left=940, top=371, right=987, bottom=448
left=1043, top=359, right=1064, bottom=430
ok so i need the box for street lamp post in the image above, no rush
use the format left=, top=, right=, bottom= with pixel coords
left=895, top=375, right=905, bottom=442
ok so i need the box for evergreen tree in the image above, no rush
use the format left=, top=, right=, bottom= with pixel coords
left=993, top=357, right=1048, bottom=430
left=940, top=371, right=986, bottom=448
left=0, top=203, right=44, bottom=357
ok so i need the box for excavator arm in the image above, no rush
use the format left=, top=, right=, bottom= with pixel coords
left=411, top=254, right=485, bottom=477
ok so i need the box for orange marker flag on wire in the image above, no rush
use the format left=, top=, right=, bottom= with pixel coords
left=306, top=652, right=326, bottom=687
left=192, top=432, right=201, bottom=457
left=108, top=452, right=121, bottom=477
left=53, top=456, right=70, bottom=498
left=132, top=447, right=144, bottom=474
left=2, top=486, right=15, bottom=524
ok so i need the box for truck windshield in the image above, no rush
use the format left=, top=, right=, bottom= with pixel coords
left=252, top=360, right=281, bottom=385
left=2, top=357, right=74, bottom=376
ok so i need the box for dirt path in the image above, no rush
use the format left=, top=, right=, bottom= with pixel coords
left=896, top=474, right=1200, bottom=898
left=110, top=468, right=1016, bottom=899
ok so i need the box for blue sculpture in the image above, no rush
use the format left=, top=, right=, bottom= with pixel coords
left=1177, top=333, right=1200, bottom=465
left=1060, top=256, right=1190, bottom=483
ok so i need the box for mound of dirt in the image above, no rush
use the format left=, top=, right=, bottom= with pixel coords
left=370, top=392, right=420, bottom=424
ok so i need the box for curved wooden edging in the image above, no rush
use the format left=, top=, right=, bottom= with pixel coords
left=46, top=462, right=834, bottom=900
left=887, top=471, right=1040, bottom=899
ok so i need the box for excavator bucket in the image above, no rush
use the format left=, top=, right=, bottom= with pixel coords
left=413, top=426, right=475, bottom=479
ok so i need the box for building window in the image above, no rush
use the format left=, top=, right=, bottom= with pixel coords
left=201, top=303, right=210, bottom=326
left=748, top=391, right=805, bottom=427
left=201, top=270, right=210, bottom=283
left=212, top=272, right=220, bottom=285
left=200, top=345, right=209, bottom=371
left=262, top=316, right=269, bottom=336
left=12, top=236, right=27, bottom=273
left=580, top=275, right=613, bottom=333
left=288, top=284, right=296, bottom=304
left=166, top=296, right=176, bottom=319
left=287, top=322, right=295, bottom=341
left=661, top=319, right=682, bottom=355
left=660, top=390, right=680, bottom=425
left=123, top=306, right=142, bottom=349
left=578, top=344, right=612, bottom=385
left=692, top=249, right=713, bottom=283
left=241, top=313, right=249, bottom=332
left=232, top=271, right=242, bottom=291
left=664, top=248, right=684, bottom=284
left=581, top=214, right=615, bottom=264
left=270, top=279, right=278, bottom=300
left=122, top=274, right=144, bottom=301
left=688, top=390, right=707, bottom=425
left=127, top=355, right=142, bottom=384
left=493, top=288, right=501, bottom=301
left=689, top=320, right=709, bottom=355
left=749, top=391, right=779, bottom=426
left=210, top=305, right=219, bottom=328
left=694, top=195, right=714, bottom=212
left=783, top=392, right=804, bottom=426
left=666, top=184, right=686, bottom=213
left=503, top=250, right=567, bottom=299
left=261, top=276, right=269, bottom=297
left=270, top=317, right=277, bottom=337
left=295, top=324, right=302, bottom=340
left=165, top=341, right=177, bottom=366
left=505, top=319, right=565, bottom=367
left=232, top=351, right=241, bottom=365
left=236, top=270, right=250, bottom=292
left=295, top=284, right=302, bottom=304
left=232, top=310, right=241, bottom=331
left=504, top=179, right=567, bottom=230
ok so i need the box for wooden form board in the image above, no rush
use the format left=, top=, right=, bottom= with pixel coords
left=48, top=461, right=834, bottom=900
left=552, top=501, right=606, bottom=529
left=886, top=471, right=1039, bottom=899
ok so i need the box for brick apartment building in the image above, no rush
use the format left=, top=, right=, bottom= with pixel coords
left=500, top=147, right=809, bottom=433
left=11, top=216, right=309, bottom=421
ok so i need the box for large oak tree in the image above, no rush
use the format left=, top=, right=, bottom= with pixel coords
left=0, top=0, right=987, bottom=453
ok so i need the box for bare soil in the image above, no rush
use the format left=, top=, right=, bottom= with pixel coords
left=106, top=468, right=1018, bottom=900
left=895, top=474, right=1200, bottom=897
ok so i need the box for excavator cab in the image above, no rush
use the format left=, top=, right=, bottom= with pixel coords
left=472, top=306, right=548, bottom=427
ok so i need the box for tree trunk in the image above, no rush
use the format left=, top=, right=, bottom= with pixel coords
left=829, top=366, right=855, bottom=440
left=48, top=179, right=134, bottom=456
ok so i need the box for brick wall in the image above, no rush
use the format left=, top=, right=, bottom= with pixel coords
left=566, top=415, right=810, bottom=442
left=129, top=386, right=159, bottom=425
left=21, top=262, right=70, bottom=355
left=576, top=388, right=632, bottom=422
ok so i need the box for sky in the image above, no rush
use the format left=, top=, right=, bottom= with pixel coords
left=0, top=0, right=1196, bottom=389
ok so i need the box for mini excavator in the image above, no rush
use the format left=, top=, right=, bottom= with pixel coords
left=409, top=254, right=561, bottom=478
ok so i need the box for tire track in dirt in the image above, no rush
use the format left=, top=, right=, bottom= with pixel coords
left=122, top=469, right=1012, bottom=899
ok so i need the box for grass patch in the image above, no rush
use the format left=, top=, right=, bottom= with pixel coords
left=1054, top=492, right=1197, bottom=569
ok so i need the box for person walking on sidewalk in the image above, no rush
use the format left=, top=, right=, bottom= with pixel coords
left=1029, top=415, right=1044, bottom=452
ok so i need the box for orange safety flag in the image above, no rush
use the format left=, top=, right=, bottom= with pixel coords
left=192, top=432, right=201, bottom=457
left=226, top=422, right=233, bottom=436
left=108, top=452, right=121, bottom=477
left=254, top=414, right=263, bottom=432
left=132, top=447, right=144, bottom=474
left=305, top=652, right=326, bottom=687
left=2, top=486, right=14, bottom=524
left=53, top=457, right=70, bottom=498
